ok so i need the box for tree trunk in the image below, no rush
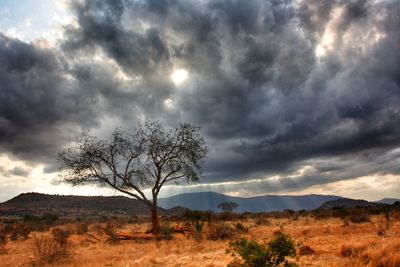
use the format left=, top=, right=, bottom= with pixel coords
left=150, top=205, right=160, bottom=234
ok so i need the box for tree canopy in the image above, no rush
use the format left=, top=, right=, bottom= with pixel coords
left=58, top=121, right=207, bottom=233
left=218, top=201, right=239, bottom=213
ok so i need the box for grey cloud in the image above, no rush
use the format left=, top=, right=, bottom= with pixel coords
left=9, top=166, right=30, bottom=177
left=1, top=0, right=400, bottom=197
left=63, top=0, right=170, bottom=76
left=0, top=33, right=99, bottom=164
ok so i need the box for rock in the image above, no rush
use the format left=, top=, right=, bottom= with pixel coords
left=298, top=245, right=315, bottom=255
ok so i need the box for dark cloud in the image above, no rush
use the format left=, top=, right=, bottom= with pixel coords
left=1, top=0, right=400, bottom=196
left=9, top=166, right=30, bottom=177
left=0, top=33, right=99, bottom=164
left=62, top=0, right=170, bottom=75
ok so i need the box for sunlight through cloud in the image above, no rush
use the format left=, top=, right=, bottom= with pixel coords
left=170, top=69, right=188, bottom=85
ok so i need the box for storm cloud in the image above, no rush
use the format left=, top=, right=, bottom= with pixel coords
left=1, top=0, right=400, bottom=198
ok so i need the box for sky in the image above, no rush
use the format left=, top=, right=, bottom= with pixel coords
left=0, top=0, right=400, bottom=202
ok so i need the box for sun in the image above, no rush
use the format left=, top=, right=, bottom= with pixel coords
left=170, top=69, right=188, bottom=85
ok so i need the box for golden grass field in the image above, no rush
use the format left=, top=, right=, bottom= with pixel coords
left=1, top=214, right=399, bottom=267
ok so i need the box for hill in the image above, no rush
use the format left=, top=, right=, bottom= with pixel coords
left=318, top=198, right=382, bottom=209
left=158, top=191, right=343, bottom=212
left=0, top=192, right=170, bottom=217
left=375, top=198, right=400, bottom=205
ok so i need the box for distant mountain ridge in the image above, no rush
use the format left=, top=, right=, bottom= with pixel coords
left=158, top=191, right=343, bottom=212
left=1, top=191, right=393, bottom=216
left=375, top=198, right=400, bottom=205
left=318, top=198, right=381, bottom=209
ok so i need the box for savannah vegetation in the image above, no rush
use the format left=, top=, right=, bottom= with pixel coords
left=0, top=202, right=399, bottom=266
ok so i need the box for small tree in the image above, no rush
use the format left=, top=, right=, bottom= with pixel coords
left=218, top=201, right=239, bottom=213
left=58, top=121, right=207, bottom=234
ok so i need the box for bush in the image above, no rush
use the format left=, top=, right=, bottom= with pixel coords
left=268, top=234, right=297, bottom=266
left=42, top=213, right=59, bottom=224
left=75, top=221, right=90, bottom=235
left=0, top=225, right=6, bottom=254
left=255, top=216, right=270, bottom=226
left=159, top=224, right=174, bottom=240
left=3, top=223, right=13, bottom=235
left=349, top=214, right=370, bottom=223
left=373, top=215, right=390, bottom=236
left=227, top=234, right=297, bottom=267
left=51, top=228, right=70, bottom=246
left=19, top=224, right=31, bottom=240
left=6, top=223, right=32, bottom=241
left=23, top=214, right=52, bottom=232
left=0, top=225, right=6, bottom=243
left=228, top=238, right=270, bottom=267
left=9, top=225, right=19, bottom=241
left=184, top=210, right=214, bottom=222
left=312, top=209, right=332, bottom=220
left=32, top=234, right=68, bottom=265
left=235, top=222, right=249, bottom=234
left=332, top=208, right=350, bottom=219
left=391, top=210, right=400, bottom=221
left=104, top=222, right=119, bottom=244
left=184, top=210, right=212, bottom=241
left=208, top=222, right=236, bottom=240
left=23, top=215, right=42, bottom=223
left=192, top=221, right=204, bottom=242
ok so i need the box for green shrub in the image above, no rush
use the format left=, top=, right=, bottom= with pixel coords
left=227, top=238, right=271, bottom=267
left=159, top=224, right=174, bottom=240
left=235, top=222, right=249, bottom=234
left=23, top=215, right=42, bottom=223
left=42, top=213, right=59, bottom=224
left=227, top=234, right=297, bottom=267
left=268, top=234, right=297, bottom=266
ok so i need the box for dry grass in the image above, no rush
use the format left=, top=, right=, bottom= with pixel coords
left=32, top=233, right=69, bottom=265
left=207, top=222, right=236, bottom=240
left=0, top=215, right=399, bottom=266
left=341, top=240, right=400, bottom=267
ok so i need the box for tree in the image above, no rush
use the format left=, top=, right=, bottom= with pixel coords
left=218, top=201, right=238, bottom=213
left=58, top=121, right=207, bottom=234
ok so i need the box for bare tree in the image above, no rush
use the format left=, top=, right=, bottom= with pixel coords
left=58, top=121, right=207, bottom=234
